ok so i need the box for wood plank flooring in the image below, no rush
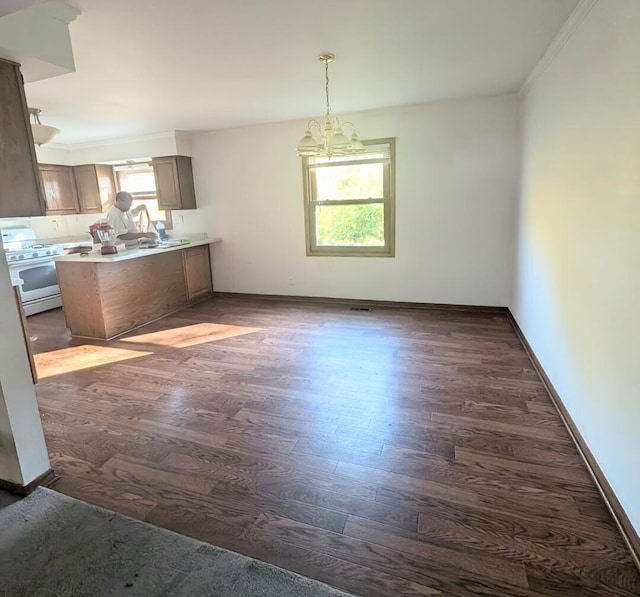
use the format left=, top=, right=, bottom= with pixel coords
left=28, top=296, right=640, bottom=596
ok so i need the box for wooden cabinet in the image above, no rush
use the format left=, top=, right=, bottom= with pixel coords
left=152, top=155, right=197, bottom=210
left=39, top=163, right=116, bottom=215
left=73, top=164, right=115, bottom=213
left=0, top=58, right=46, bottom=217
left=39, top=164, right=80, bottom=215
left=182, top=245, right=212, bottom=301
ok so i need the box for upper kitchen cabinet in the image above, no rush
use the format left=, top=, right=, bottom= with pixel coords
left=39, top=164, right=80, bottom=215
left=152, top=155, right=197, bottom=210
left=0, top=58, right=46, bottom=217
left=73, top=164, right=116, bottom=214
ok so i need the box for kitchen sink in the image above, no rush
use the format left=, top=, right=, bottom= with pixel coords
left=138, top=240, right=191, bottom=249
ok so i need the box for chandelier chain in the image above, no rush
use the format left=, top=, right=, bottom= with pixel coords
left=325, top=58, right=331, bottom=119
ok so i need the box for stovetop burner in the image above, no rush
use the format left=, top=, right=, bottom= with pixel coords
left=2, top=228, right=64, bottom=262
left=5, top=246, right=63, bottom=262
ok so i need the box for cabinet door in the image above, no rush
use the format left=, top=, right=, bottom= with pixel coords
left=182, top=245, right=212, bottom=301
left=39, top=164, right=80, bottom=215
left=95, top=164, right=116, bottom=211
left=0, top=59, right=46, bottom=217
left=153, top=157, right=181, bottom=210
left=72, top=164, right=115, bottom=214
left=153, top=155, right=197, bottom=210
left=73, top=165, right=102, bottom=213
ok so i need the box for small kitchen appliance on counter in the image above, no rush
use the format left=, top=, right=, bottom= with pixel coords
left=90, top=222, right=118, bottom=255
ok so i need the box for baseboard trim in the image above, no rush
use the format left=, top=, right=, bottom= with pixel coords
left=0, top=468, right=56, bottom=496
left=505, top=310, right=640, bottom=572
left=213, top=292, right=507, bottom=315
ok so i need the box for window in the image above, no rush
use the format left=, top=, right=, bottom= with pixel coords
left=303, top=138, right=395, bottom=257
left=113, top=163, right=172, bottom=229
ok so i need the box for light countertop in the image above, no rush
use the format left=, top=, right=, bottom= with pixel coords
left=53, top=238, right=220, bottom=263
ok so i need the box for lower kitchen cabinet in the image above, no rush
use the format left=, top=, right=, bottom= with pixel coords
left=183, top=245, right=212, bottom=301
left=55, top=241, right=215, bottom=340
left=39, top=164, right=80, bottom=215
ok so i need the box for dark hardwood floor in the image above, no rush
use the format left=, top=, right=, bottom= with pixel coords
left=28, top=296, right=639, bottom=596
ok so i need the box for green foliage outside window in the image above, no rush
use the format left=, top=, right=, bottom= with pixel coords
left=314, top=162, right=384, bottom=246
left=316, top=204, right=384, bottom=246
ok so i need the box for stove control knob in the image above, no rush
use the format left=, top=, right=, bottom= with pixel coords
left=32, top=252, right=39, bottom=259
left=46, top=250, right=52, bottom=255
left=18, top=254, right=24, bottom=260
left=9, top=255, right=16, bottom=261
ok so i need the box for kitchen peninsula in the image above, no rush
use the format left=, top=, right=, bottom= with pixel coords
left=54, top=238, right=220, bottom=340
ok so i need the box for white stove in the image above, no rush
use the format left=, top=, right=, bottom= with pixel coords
left=2, top=228, right=63, bottom=315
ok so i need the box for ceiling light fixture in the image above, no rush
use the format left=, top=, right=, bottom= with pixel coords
left=296, top=53, right=364, bottom=158
left=28, top=108, right=60, bottom=146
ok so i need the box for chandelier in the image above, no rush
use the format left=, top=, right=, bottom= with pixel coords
left=28, top=108, right=60, bottom=146
left=296, top=53, right=364, bottom=158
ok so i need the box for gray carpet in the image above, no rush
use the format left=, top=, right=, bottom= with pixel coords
left=0, top=487, right=357, bottom=597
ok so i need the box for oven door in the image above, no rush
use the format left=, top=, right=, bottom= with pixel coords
left=10, top=257, right=60, bottom=304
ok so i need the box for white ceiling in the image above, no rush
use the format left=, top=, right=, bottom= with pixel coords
left=12, top=0, right=579, bottom=144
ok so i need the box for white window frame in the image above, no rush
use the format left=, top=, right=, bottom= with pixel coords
left=302, top=138, right=396, bottom=257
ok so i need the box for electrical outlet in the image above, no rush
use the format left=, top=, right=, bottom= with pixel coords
left=289, top=277, right=294, bottom=285
left=175, top=215, right=184, bottom=224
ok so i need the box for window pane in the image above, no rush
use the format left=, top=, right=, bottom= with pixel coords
left=117, top=166, right=168, bottom=226
left=131, top=199, right=166, bottom=225
left=315, top=163, right=383, bottom=201
left=117, top=170, right=157, bottom=193
left=316, top=203, right=385, bottom=247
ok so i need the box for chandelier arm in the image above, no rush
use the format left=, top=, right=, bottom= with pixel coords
left=341, top=121, right=358, bottom=134
left=307, top=119, right=322, bottom=131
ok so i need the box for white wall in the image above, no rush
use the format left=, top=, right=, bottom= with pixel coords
left=191, top=95, right=520, bottom=305
left=0, top=253, right=50, bottom=485
left=513, top=0, right=640, bottom=533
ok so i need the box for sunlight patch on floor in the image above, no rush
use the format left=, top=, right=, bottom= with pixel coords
left=35, top=345, right=153, bottom=379
left=118, top=323, right=261, bottom=349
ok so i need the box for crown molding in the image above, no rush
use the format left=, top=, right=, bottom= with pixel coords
left=519, top=0, right=599, bottom=96
left=50, top=131, right=179, bottom=151
left=39, top=141, right=68, bottom=150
